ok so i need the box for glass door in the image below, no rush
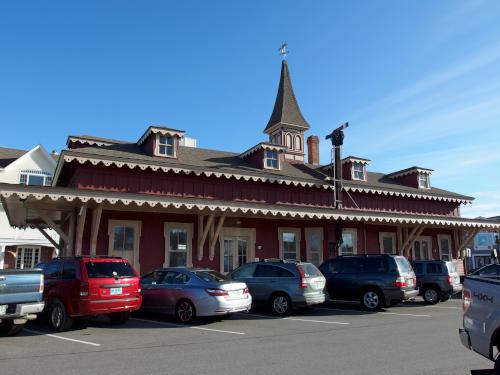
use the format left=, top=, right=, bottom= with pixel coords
left=223, top=237, right=248, bottom=273
left=413, top=237, right=432, bottom=260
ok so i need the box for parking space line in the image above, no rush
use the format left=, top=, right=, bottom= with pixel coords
left=243, top=313, right=350, bottom=325
left=425, top=305, right=462, bottom=310
left=130, top=317, right=245, bottom=335
left=317, top=307, right=432, bottom=318
left=24, top=329, right=101, bottom=347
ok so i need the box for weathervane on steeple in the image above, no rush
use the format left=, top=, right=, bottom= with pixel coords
left=278, top=42, right=288, bottom=60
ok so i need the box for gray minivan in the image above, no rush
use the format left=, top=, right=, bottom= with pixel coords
left=229, top=260, right=326, bottom=316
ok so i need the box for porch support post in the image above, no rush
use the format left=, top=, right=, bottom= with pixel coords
left=66, top=209, right=76, bottom=256
left=396, top=226, right=403, bottom=255
left=198, top=215, right=204, bottom=261
left=90, top=204, right=103, bottom=257
left=35, top=209, right=70, bottom=245
left=33, top=224, right=65, bottom=254
left=209, top=213, right=226, bottom=261
left=399, top=225, right=422, bottom=257
left=198, top=214, right=214, bottom=261
left=457, top=228, right=481, bottom=257
left=75, top=204, right=88, bottom=256
left=454, top=229, right=461, bottom=259
left=0, top=244, right=5, bottom=269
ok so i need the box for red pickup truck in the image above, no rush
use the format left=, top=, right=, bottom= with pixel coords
left=37, top=256, right=142, bottom=331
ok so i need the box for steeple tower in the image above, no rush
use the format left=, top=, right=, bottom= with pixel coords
left=264, top=52, right=310, bottom=163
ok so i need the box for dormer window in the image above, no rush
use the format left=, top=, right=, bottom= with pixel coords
left=352, top=162, right=366, bottom=181
left=158, top=135, right=175, bottom=157
left=265, top=150, right=279, bottom=169
left=418, top=173, right=430, bottom=189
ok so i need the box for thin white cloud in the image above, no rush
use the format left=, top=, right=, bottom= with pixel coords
left=462, top=191, right=500, bottom=218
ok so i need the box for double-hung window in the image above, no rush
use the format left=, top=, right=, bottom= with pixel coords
left=265, top=150, right=279, bottom=169
left=164, top=223, right=193, bottom=268
left=158, top=135, right=175, bottom=157
left=340, top=229, right=357, bottom=256
left=418, top=174, right=430, bottom=189
left=352, top=163, right=365, bottom=180
left=279, top=228, right=301, bottom=260
left=16, top=247, right=41, bottom=269
left=19, top=170, right=52, bottom=186
left=438, top=235, right=452, bottom=261
left=379, top=232, right=396, bottom=254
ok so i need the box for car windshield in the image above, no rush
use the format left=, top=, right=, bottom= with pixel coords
left=85, top=261, right=136, bottom=278
left=395, top=257, right=413, bottom=274
left=193, top=270, right=228, bottom=283
left=298, top=263, right=322, bottom=277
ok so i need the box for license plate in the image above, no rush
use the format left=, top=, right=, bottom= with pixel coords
left=229, top=290, right=243, bottom=299
left=110, top=287, right=122, bottom=295
left=0, top=305, right=6, bottom=315
left=408, top=279, right=414, bottom=286
left=315, top=281, right=325, bottom=289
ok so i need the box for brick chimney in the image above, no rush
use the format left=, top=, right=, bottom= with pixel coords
left=307, top=135, right=320, bottom=165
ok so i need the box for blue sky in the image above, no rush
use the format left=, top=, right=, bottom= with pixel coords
left=1, top=1, right=499, bottom=218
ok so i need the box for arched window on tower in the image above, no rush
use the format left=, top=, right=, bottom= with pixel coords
left=294, top=135, right=302, bottom=151
left=285, top=133, right=292, bottom=149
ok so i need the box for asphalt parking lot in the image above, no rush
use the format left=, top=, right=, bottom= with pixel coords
left=0, top=298, right=494, bottom=375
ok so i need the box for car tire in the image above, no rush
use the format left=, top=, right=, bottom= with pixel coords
left=495, top=353, right=500, bottom=375
left=270, top=293, right=292, bottom=316
left=0, top=320, right=25, bottom=336
left=108, top=311, right=130, bottom=325
left=49, top=301, right=73, bottom=332
left=175, top=300, right=196, bottom=323
left=361, top=289, right=383, bottom=311
left=423, top=287, right=440, bottom=305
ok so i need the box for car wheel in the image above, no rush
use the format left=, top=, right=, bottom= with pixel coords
left=271, top=293, right=292, bottom=316
left=175, top=300, right=196, bottom=323
left=0, top=320, right=25, bottom=336
left=361, top=289, right=383, bottom=311
left=423, top=287, right=440, bottom=305
left=108, top=311, right=130, bottom=325
left=49, top=301, right=73, bottom=332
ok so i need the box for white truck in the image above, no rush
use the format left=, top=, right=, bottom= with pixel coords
left=459, top=275, right=500, bottom=374
left=0, top=269, right=45, bottom=336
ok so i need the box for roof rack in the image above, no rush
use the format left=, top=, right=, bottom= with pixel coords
left=54, top=255, right=124, bottom=260
left=260, top=258, right=301, bottom=263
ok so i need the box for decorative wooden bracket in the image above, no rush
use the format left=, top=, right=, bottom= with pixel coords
left=34, top=209, right=70, bottom=245
left=209, top=214, right=226, bottom=260
left=90, top=204, right=103, bottom=257
left=75, top=204, right=88, bottom=256
left=198, top=214, right=214, bottom=261
left=400, top=225, right=424, bottom=258
left=33, top=223, right=65, bottom=253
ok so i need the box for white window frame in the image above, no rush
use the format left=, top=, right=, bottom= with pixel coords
left=294, top=135, right=302, bottom=151
left=437, top=234, right=452, bottom=261
left=418, top=173, right=430, bottom=189
left=340, top=229, right=357, bottom=256
left=156, top=133, right=176, bottom=157
left=305, top=227, right=323, bottom=265
left=351, top=163, right=366, bottom=181
left=264, top=149, right=280, bottom=170
left=16, top=246, right=41, bottom=269
left=379, top=232, right=396, bottom=254
left=163, top=222, right=194, bottom=268
left=107, top=220, right=142, bottom=273
left=219, top=227, right=256, bottom=273
left=412, top=236, right=432, bottom=260
left=19, top=170, right=52, bottom=186
left=278, top=227, right=301, bottom=260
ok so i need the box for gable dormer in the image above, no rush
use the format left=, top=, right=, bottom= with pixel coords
left=137, top=126, right=185, bottom=158
left=387, top=166, right=433, bottom=189
left=239, top=143, right=286, bottom=171
left=342, top=156, right=370, bottom=181
left=264, top=60, right=310, bottom=164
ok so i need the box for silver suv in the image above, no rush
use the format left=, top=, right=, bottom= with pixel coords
left=229, top=260, right=326, bottom=316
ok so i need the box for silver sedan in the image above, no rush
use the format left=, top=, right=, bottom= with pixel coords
left=140, top=268, right=252, bottom=323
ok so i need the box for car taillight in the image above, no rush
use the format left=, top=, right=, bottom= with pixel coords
left=393, top=276, right=406, bottom=288
left=447, top=275, right=453, bottom=285
left=80, top=282, right=89, bottom=297
left=297, top=266, right=308, bottom=289
left=243, top=287, right=249, bottom=294
left=39, top=275, right=44, bottom=293
left=463, top=289, right=472, bottom=312
left=206, top=288, right=229, bottom=296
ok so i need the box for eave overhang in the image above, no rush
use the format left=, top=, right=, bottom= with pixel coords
left=0, top=184, right=497, bottom=230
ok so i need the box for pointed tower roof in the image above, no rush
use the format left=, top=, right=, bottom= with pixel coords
left=263, top=60, right=310, bottom=134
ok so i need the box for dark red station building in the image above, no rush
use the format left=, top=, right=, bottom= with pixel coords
left=1, top=60, right=498, bottom=275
